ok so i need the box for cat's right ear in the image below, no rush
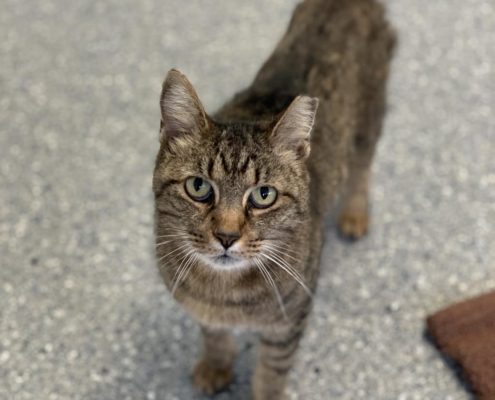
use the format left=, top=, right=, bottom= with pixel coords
left=159, top=69, right=208, bottom=145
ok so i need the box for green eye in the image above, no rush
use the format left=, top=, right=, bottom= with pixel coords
left=249, top=186, right=277, bottom=209
left=185, top=177, right=213, bottom=202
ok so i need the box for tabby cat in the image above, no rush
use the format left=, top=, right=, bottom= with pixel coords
left=153, top=0, right=395, bottom=398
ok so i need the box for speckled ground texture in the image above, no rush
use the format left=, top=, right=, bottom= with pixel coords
left=1, top=0, right=494, bottom=399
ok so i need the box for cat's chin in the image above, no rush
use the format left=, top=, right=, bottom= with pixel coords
left=198, top=254, right=252, bottom=271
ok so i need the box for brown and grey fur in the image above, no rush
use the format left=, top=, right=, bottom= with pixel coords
left=153, top=0, right=395, bottom=398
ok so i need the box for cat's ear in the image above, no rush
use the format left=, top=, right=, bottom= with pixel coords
left=159, top=69, right=208, bottom=144
left=270, top=96, right=319, bottom=159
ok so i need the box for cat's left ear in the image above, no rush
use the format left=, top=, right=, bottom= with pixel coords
left=270, top=96, right=319, bottom=160
left=159, top=69, right=208, bottom=144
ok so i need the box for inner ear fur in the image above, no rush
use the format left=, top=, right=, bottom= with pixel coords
left=159, top=69, right=209, bottom=144
left=270, top=95, right=319, bottom=159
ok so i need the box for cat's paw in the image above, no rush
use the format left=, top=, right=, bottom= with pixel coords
left=338, top=210, right=369, bottom=240
left=193, top=359, right=233, bottom=395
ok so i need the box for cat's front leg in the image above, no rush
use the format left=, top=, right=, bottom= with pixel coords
left=252, top=323, right=306, bottom=400
left=193, top=325, right=237, bottom=395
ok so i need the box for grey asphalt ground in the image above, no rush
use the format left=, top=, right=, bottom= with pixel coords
left=1, top=1, right=494, bottom=399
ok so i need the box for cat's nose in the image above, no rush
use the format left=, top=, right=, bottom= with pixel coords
left=214, top=231, right=240, bottom=249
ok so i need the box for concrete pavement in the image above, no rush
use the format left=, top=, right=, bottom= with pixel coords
left=1, top=0, right=494, bottom=399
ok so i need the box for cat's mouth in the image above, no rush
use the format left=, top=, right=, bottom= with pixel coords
left=198, top=251, right=250, bottom=270
left=215, top=254, right=235, bottom=265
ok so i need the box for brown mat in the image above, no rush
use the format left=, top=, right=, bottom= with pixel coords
left=427, top=291, right=495, bottom=400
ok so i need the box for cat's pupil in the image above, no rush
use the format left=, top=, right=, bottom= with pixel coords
left=193, top=177, right=203, bottom=192
left=260, top=187, right=269, bottom=199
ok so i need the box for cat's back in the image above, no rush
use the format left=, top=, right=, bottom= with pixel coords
left=218, top=0, right=395, bottom=216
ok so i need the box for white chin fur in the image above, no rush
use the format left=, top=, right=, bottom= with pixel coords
left=197, top=253, right=251, bottom=271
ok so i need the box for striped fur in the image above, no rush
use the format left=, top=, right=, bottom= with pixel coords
left=153, top=0, right=395, bottom=398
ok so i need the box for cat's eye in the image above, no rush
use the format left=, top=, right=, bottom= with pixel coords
left=249, top=186, right=277, bottom=209
left=185, top=177, right=213, bottom=202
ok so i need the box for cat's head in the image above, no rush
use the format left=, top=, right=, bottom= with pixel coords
left=153, top=69, right=318, bottom=272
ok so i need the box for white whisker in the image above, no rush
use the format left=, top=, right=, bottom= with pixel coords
left=171, top=251, right=197, bottom=296
left=261, top=251, right=312, bottom=297
left=156, top=246, right=190, bottom=272
left=155, top=233, right=189, bottom=239
left=254, top=257, right=288, bottom=320
left=263, top=243, right=301, bottom=263
left=157, top=243, right=191, bottom=262
left=168, top=247, right=193, bottom=285
left=155, top=239, right=183, bottom=247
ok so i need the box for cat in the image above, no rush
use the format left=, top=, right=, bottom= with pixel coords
left=153, top=0, right=395, bottom=398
